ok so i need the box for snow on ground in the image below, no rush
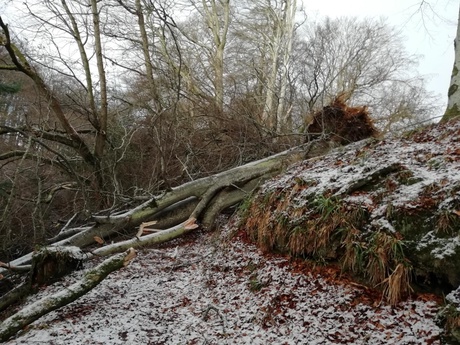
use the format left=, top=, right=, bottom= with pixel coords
left=3, top=225, right=442, bottom=345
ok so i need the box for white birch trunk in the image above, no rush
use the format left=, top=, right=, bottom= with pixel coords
left=443, top=4, right=460, bottom=122
left=261, top=10, right=282, bottom=129
left=276, top=0, right=297, bottom=133
left=202, top=0, right=230, bottom=114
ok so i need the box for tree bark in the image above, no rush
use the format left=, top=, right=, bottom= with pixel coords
left=0, top=282, right=31, bottom=314
left=0, top=248, right=136, bottom=342
left=276, top=0, right=297, bottom=132
left=91, top=0, right=109, bottom=162
left=203, top=0, right=230, bottom=114
left=52, top=143, right=309, bottom=249
left=442, top=4, right=460, bottom=122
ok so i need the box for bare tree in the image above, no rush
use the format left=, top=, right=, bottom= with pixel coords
left=174, top=0, right=231, bottom=115
left=0, top=17, right=96, bottom=169
left=293, top=17, right=439, bottom=133
left=90, top=0, right=109, bottom=164
left=234, top=0, right=300, bottom=132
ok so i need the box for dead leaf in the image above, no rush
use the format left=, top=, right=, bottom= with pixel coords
left=453, top=210, right=460, bottom=217
left=94, top=236, right=105, bottom=245
left=0, top=274, right=3, bottom=280
left=0, top=261, right=8, bottom=268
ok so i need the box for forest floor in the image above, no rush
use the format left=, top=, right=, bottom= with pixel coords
left=2, top=218, right=443, bottom=345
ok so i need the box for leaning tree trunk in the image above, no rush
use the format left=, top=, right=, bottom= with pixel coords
left=443, top=4, right=460, bottom=122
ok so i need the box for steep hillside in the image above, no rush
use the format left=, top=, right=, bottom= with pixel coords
left=239, top=118, right=460, bottom=341
left=241, top=118, right=460, bottom=301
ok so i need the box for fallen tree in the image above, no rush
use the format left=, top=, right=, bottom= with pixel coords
left=0, top=97, right=378, bottom=278
left=0, top=91, right=379, bottom=272
left=0, top=96, right=379, bottom=341
left=0, top=142, right=312, bottom=275
left=0, top=141, right=316, bottom=324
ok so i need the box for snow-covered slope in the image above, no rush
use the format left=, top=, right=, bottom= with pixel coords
left=3, top=226, right=442, bottom=344
left=241, top=118, right=460, bottom=300
left=4, top=118, right=460, bottom=344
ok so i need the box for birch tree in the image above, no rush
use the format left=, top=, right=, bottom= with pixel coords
left=176, top=0, right=231, bottom=115
left=443, top=3, right=460, bottom=122
left=235, top=0, right=299, bottom=132
left=275, top=0, right=297, bottom=132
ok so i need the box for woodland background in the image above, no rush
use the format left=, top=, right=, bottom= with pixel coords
left=0, top=0, right=442, bottom=261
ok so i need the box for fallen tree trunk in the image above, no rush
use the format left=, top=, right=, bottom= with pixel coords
left=0, top=248, right=136, bottom=342
left=51, top=143, right=312, bottom=249
left=0, top=283, right=31, bottom=314
left=0, top=247, right=88, bottom=314
left=92, top=219, right=197, bottom=257
left=0, top=141, right=319, bottom=276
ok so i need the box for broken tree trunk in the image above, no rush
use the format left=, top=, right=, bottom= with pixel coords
left=0, top=248, right=136, bottom=342
left=51, top=143, right=313, bottom=249
left=29, top=246, right=87, bottom=287
left=0, top=140, right=322, bottom=276
left=0, top=247, right=88, bottom=314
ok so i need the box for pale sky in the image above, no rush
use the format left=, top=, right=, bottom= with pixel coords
left=1, top=0, right=457, bottom=112
left=302, top=0, right=459, bottom=111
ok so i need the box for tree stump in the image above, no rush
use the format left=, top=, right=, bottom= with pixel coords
left=29, top=246, right=87, bottom=287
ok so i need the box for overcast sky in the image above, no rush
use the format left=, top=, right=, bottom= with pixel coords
left=302, top=0, right=459, bottom=112
left=1, top=0, right=457, bottom=113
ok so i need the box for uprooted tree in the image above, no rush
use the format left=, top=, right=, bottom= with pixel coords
left=0, top=96, right=378, bottom=340
left=0, top=2, right=438, bottom=263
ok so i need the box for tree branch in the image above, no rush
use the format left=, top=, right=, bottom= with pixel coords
left=0, top=248, right=136, bottom=342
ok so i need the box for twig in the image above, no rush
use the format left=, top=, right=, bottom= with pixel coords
left=201, top=304, right=227, bottom=334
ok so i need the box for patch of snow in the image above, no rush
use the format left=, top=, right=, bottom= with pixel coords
left=343, top=194, right=374, bottom=208
left=42, top=246, right=88, bottom=261
left=371, top=218, right=396, bottom=233
left=447, top=287, right=460, bottom=307
left=431, top=236, right=460, bottom=260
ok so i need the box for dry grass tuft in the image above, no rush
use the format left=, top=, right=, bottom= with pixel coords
left=381, top=263, right=413, bottom=306
left=287, top=227, right=310, bottom=256
left=437, top=210, right=458, bottom=235
left=365, top=232, right=401, bottom=284
left=239, top=181, right=413, bottom=305
left=342, top=227, right=363, bottom=273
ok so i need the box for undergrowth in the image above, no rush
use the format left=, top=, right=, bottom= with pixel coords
left=238, top=188, right=412, bottom=305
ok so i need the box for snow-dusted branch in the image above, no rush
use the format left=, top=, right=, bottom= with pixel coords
left=0, top=248, right=136, bottom=342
